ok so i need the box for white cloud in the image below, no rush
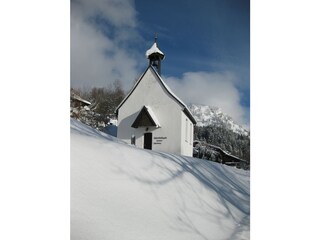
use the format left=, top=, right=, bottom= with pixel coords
left=71, top=0, right=143, bottom=91
left=165, top=71, right=249, bottom=126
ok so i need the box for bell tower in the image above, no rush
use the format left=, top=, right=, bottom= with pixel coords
left=145, top=36, right=165, bottom=75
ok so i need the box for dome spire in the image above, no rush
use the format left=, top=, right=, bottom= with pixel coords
left=146, top=35, right=165, bottom=75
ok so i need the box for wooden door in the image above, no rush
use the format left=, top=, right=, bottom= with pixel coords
left=144, top=133, right=152, bottom=150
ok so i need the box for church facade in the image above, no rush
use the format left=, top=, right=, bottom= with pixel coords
left=116, top=40, right=196, bottom=156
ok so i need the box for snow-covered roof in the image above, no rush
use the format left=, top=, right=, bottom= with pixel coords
left=116, top=66, right=196, bottom=124
left=71, top=93, right=91, bottom=105
left=131, top=105, right=161, bottom=128
left=145, top=42, right=165, bottom=59
left=199, top=142, right=247, bottom=163
left=144, top=106, right=161, bottom=127
left=149, top=66, right=196, bottom=124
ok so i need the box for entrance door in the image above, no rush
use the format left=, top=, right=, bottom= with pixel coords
left=144, top=133, right=152, bottom=150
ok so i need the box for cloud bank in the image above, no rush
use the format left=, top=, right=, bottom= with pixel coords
left=165, top=71, right=249, bottom=127
left=71, top=0, right=143, bottom=91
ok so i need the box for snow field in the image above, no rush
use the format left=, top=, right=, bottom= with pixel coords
left=71, top=119, right=250, bottom=240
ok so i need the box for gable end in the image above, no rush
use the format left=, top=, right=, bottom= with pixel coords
left=116, top=66, right=196, bottom=125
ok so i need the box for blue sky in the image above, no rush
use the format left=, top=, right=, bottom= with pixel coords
left=135, top=0, right=250, bottom=106
left=71, top=0, right=250, bottom=127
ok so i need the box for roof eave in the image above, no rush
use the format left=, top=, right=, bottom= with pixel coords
left=183, top=108, right=197, bottom=125
left=115, top=67, right=151, bottom=114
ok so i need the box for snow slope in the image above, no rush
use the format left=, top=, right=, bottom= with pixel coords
left=71, top=119, right=250, bottom=240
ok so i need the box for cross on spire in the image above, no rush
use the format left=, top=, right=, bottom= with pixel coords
left=154, top=33, right=158, bottom=43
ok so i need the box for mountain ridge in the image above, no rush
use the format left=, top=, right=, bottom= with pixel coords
left=188, top=103, right=249, bottom=137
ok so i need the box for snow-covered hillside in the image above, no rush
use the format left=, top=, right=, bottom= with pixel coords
left=71, top=119, right=250, bottom=240
left=188, top=104, right=249, bottom=136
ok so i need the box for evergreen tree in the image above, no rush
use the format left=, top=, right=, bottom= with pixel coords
left=194, top=125, right=250, bottom=162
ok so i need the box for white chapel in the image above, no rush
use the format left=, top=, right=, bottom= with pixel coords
left=116, top=38, right=196, bottom=156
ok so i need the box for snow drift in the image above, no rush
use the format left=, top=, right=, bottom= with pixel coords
left=71, top=119, right=250, bottom=240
